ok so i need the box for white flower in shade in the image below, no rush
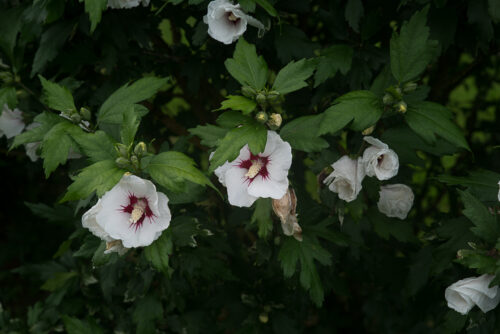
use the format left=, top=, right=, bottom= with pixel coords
left=445, top=274, right=500, bottom=315
left=377, top=184, right=414, bottom=220
left=214, top=131, right=292, bottom=207
left=361, top=136, right=399, bottom=180
left=82, top=174, right=171, bottom=249
left=0, top=104, right=25, bottom=139
left=203, top=0, right=264, bottom=45
left=323, top=156, right=365, bottom=202
left=107, top=0, right=149, bottom=9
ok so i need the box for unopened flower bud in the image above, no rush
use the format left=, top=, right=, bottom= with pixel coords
left=255, top=111, right=268, bottom=123
left=394, top=101, right=407, bottom=114
left=266, top=91, right=280, bottom=102
left=272, top=188, right=302, bottom=242
left=80, top=107, right=91, bottom=121
left=130, top=155, right=140, bottom=169
left=70, top=113, right=82, bottom=124
left=115, top=157, right=131, bottom=168
left=241, top=86, right=257, bottom=98
left=259, top=313, right=269, bottom=323
left=115, top=143, right=129, bottom=158
left=267, top=113, right=282, bottom=130
left=382, top=93, right=394, bottom=105
left=256, top=93, right=267, bottom=106
left=362, top=125, right=375, bottom=135
left=403, top=82, right=417, bottom=93
left=134, top=142, right=147, bottom=156
left=457, top=249, right=464, bottom=259
left=0, top=72, right=13, bottom=83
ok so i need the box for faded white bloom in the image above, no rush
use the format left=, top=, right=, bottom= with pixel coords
left=82, top=174, right=171, bottom=250
left=203, top=0, right=264, bottom=45
left=214, top=131, right=292, bottom=207
left=361, top=136, right=399, bottom=180
left=377, top=184, right=414, bottom=220
left=323, top=156, right=365, bottom=202
left=108, top=0, right=149, bottom=9
left=24, top=123, right=41, bottom=162
left=272, top=188, right=302, bottom=241
left=0, top=104, right=25, bottom=139
left=445, top=274, right=500, bottom=315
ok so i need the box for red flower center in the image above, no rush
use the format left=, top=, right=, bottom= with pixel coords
left=120, top=194, right=155, bottom=231
left=237, top=151, right=270, bottom=183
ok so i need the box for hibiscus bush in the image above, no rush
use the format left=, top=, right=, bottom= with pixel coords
left=2, top=0, right=500, bottom=332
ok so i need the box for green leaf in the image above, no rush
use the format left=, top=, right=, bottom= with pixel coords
left=120, top=106, right=139, bottom=148
left=224, top=38, right=268, bottom=90
left=251, top=198, right=273, bottom=238
left=170, top=216, right=201, bottom=247
left=72, top=130, right=117, bottom=163
left=272, top=59, right=315, bottom=95
left=438, top=170, right=500, bottom=202
left=60, top=160, right=125, bottom=202
left=82, top=0, right=107, bottom=33
left=147, top=151, right=214, bottom=192
left=280, top=115, right=328, bottom=152
left=188, top=124, right=228, bottom=147
left=390, top=6, right=438, bottom=82
left=370, top=209, right=416, bottom=243
left=314, top=45, right=353, bottom=87
left=216, top=111, right=250, bottom=128
left=98, top=77, right=168, bottom=124
left=39, top=76, right=77, bottom=114
left=41, top=271, right=78, bottom=291
left=0, top=87, right=17, bottom=109
left=405, top=102, right=469, bottom=150
left=278, top=236, right=331, bottom=306
left=31, top=22, right=73, bottom=77
left=254, top=0, right=278, bottom=17
left=41, top=122, right=83, bottom=178
left=459, top=190, right=499, bottom=244
left=132, top=295, right=164, bottom=334
left=457, top=249, right=497, bottom=274
left=489, top=0, right=500, bottom=21
left=144, top=231, right=173, bottom=274
left=63, top=316, right=103, bottom=334
left=92, top=242, right=115, bottom=267
left=345, top=0, right=364, bottom=32
left=209, top=120, right=267, bottom=173
left=217, top=95, right=257, bottom=115
left=318, top=90, right=383, bottom=135
left=11, top=112, right=61, bottom=149
left=0, top=7, right=23, bottom=62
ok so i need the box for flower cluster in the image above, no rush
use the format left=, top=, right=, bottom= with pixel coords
left=323, top=136, right=414, bottom=219
left=82, top=174, right=172, bottom=254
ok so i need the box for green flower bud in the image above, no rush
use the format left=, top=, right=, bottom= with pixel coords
left=115, top=157, right=131, bottom=169
left=266, top=91, right=280, bottom=102
left=130, top=155, right=140, bottom=169
left=382, top=93, right=394, bottom=105
left=256, top=93, right=267, bottom=106
left=362, top=125, right=375, bottom=135
left=115, top=143, right=129, bottom=158
left=134, top=142, right=147, bottom=156
left=403, top=82, right=417, bottom=93
left=259, top=313, right=269, bottom=324
left=80, top=107, right=91, bottom=121
left=0, top=72, right=13, bottom=84
left=255, top=111, right=268, bottom=123
left=394, top=101, right=407, bottom=114
left=241, top=86, right=257, bottom=98
left=70, top=113, right=82, bottom=124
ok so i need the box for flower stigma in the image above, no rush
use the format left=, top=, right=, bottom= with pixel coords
left=227, top=12, right=239, bottom=21
left=245, top=160, right=263, bottom=178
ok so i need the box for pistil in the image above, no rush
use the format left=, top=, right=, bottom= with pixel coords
left=228, top=12, right=238, bottom=21
left=245, top=160, right=263, bottom=178
left=129, top=199, right=147, bottom=224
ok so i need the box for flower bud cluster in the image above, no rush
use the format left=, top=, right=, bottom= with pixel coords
left=383, top=82, right=416, bottom=114
left=115, top=141, right=152, bottom=171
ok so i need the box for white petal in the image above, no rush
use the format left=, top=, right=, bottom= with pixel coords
left=445, top=275, right=500, bottom=314
left=0, top=105, right=25, bottom=138
left=213, top=144, right=250, bottom=186
left=24, top=142, right=40, bottom=162
left=224, top=166, right=257, bottom=207
left=247, top=174, right=288, bottom=199
left=377, top=184, right=414, bottom=220
left=82, top=199, right=113, bottom=242
left=363, top=136, right=388, bottom=149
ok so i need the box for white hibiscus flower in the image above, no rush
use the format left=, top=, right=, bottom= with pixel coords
left=108, top=0, right=150, bottom=9
left=214, top=131, right=292, bottom=207
left=361, top=136, right=399, bottom=180
left=377, top=184, right=414, bottom=220
left=82, top=174, right=171, bottom=250
left=203, top=0, right=264, bottom=45
left=323, top=156, right=365, bottom=202
left=0, top=104, right=25, bottom=139
left=445, top=274, right=500, bottom=315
